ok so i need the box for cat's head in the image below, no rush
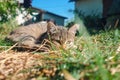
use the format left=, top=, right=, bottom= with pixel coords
left=47, top=21, right=79, bottom=48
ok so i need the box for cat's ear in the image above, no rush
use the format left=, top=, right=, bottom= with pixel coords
left=47, top=21, right=57, bottom=34
left=68, top=24, right=79, bottom=36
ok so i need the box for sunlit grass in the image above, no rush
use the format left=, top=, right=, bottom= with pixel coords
left=0, top=19, right=17, bottom=51
left=0, top=20, right=120, bottom=80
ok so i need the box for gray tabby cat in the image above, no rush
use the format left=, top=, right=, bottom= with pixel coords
left=6, top=21, right=79, bottom=51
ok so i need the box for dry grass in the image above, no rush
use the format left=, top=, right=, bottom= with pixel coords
left=0, top=51, right=42, bottom=80
left=0, top=49, right=63, bottom=80
left=1, top=20, right=120, bottom=80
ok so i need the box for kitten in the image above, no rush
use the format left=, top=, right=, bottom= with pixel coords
left=6, top=21, right=79, bottom=51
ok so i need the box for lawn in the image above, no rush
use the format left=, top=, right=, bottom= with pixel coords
left=0, top=21, right=120, bottom=80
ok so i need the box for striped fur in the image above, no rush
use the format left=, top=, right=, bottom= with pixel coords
left=6, top=21, right=79, bottom=51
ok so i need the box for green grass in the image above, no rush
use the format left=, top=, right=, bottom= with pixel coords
left=0, top=20, right=120, bottom=80
left=47, top=29, right=120, bottom=80
left=0, top=19, right=17, bottom=51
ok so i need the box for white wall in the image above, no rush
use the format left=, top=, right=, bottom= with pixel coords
left=75, top=0, right=103, bottom=17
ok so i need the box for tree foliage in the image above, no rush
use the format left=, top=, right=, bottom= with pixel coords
left=0, top=1, right=17, bottom=23
left=0, top=0, right=33, bottom=23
